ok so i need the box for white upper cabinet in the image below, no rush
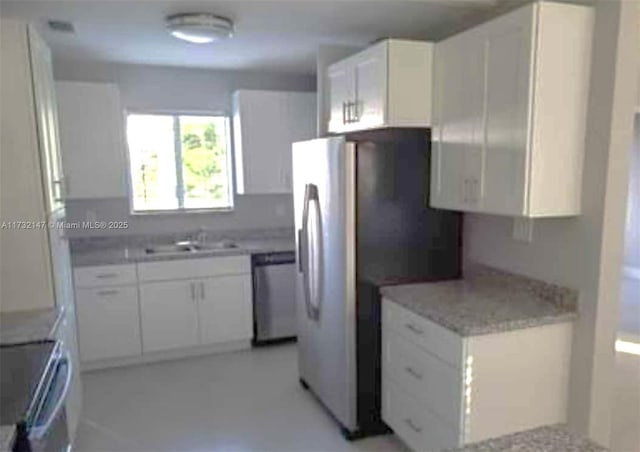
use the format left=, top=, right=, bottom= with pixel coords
left=327, top=39, right=433, bottom=133
left=431, top=2, right=593, bottom=217
left=56, top=82, right=128, bottom=199
left=233, top=90, right=316, bottom=194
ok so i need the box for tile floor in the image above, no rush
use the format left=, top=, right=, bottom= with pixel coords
left=74, top=344, right=407, bottom=452
left=75, top=343, right=639, bottom=452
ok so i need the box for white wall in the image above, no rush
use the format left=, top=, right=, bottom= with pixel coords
left=464, top=0, right=639, bottom=445
left=625, top=115, right=640, bottom=270
left=52, top=60, right=316, bottom=236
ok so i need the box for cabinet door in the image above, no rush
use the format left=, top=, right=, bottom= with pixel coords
left=353, top=42, right=387, bottom=129
left=430, top=33, right=485, bottom=211
left=27, top=26, right=65, bottom=213
left=198, top=275, right=252, bottom=345
left=233, top=91, right=315, bottom=194
left=481, top=8, right=534, bottom=215
left=327, top=61, right=354, bottom=133
left=76, top=286, right=142, bottom=361
left=56, top=82, right=127, bottom=199
left=139, top=280, right=199, bottom=352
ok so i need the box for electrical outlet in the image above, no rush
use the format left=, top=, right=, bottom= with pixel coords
left=512, top=217, right=534, bottom=243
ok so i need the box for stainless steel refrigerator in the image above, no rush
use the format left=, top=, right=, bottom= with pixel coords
left=293, top=128, right=461, bottom=439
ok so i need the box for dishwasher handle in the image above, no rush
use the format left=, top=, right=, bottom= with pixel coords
left=253, top=252, right=295, bottom=267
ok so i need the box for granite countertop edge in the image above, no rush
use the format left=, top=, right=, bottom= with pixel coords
left=381, top=264, right=579, bottom=337
left=0, top=305, right=64, bottom=346
left=389, top=303, right=579, bottom=337
left=71, top=239, right=296, bottom=267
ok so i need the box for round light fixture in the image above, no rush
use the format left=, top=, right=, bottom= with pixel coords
left=166, top=13, right=233, bottom=44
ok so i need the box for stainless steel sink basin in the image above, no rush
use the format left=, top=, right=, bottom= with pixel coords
left=144, top=241, right=237, bottom=255
left=192, top=241, right=238, bottom=251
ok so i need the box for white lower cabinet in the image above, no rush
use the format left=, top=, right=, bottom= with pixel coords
left=139, top=280, right=200, bottom=353
left=74, top=255, right=253, bottom=366
left=75, top=285, right=142, bottom=361
left=198, top=275, right=253, bottom=345
left=382, top=299, right=572, bottom=450
left=140, top=273, right=253, bottom=352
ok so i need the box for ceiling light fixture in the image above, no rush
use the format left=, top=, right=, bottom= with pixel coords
left=166, top=13, right=233, bottom=44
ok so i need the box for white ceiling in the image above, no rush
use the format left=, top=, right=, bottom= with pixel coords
left=0, top=0, right=501, bottom=74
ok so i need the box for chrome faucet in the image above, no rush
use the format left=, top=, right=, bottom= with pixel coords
left=196, top=227, right=208, bottom=245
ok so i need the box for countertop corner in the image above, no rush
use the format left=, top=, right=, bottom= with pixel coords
left=380, top=264, right=578, bottom=337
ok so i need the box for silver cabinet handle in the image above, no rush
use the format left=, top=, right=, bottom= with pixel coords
left=463, top=179, right=469, bottom=204
left=52, top=178, right=65, bottom=202
left=404, top=418, right=423, bottom=433
left=200, top=282, right=205, bottom=300
left=352, top=101, right=359, bottom=122
left=347, top=101, right=355, bottom=123
left=96, top=289, right=118, bottom=297
left=405, top=323, right=424, bottom=335
left=472, top=178, right=479, bottom=204
left=96, top=273, right=118, bottom=279
left=405, top=366, right=423, bottom=380
left=342, top=101, right=347, bottom=125
left=189, top=282, right=195, bottom=301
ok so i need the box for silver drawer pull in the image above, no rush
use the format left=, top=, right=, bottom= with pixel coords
left=96, top=289, right=118, bottom=296
left=405, top=323, right=424, bottom=335
left=404, top=418, right=422, bottom=433
left=405, top=366, right=423, bottom=380
left=96, top=273, right=118, bottom=279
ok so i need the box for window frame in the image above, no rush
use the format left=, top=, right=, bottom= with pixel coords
left=124, top=109, right=235, bottom=215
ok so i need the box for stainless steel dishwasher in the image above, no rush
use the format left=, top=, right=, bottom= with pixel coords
left=252, top=251, right=297, bottom=345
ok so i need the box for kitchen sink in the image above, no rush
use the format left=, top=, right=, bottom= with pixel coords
left=144, top=241, right=238, bottom=255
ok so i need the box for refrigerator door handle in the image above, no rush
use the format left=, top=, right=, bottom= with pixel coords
left=302, top=183, right=322, bottom=321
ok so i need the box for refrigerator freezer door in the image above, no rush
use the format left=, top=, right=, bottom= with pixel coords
left=293, top=137, right=357, bottom=432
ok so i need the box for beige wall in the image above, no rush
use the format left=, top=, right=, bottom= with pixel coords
left=464, top=0, right=639, bottom=446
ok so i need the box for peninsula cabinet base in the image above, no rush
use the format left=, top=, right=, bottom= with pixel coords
left=382, top=300, right=573, bottom=451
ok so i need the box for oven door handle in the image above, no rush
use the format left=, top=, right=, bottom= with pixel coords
left=29, top=351, right=72, bottom=440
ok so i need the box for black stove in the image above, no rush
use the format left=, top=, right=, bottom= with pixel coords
left=0, top=340, right=69, bottom=452
left=1, top=341, right=58, bottom=425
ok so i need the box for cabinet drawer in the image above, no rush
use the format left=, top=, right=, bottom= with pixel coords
left=74, top=264, right=137, bottom=288
left=383, top=299, right=464, bottom=368
left=383, top=329, right=463, bottom=427
left=383, top=380, right=460, bottom=452
left=75, top=286, right=142, bottom=362
left=137, top=256, right=250, bottom=282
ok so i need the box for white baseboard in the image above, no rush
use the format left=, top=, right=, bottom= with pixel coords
left=623, top=266, right=640, bottom=280
left=80, top=339, right=252, bottom=372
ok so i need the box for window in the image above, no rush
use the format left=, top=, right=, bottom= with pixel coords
left=126, top=113, right=233, bottom=212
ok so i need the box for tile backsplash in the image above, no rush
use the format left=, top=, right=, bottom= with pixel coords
left=64, top=195, right=294, bottom=238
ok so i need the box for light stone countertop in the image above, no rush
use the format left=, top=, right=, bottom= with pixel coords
left=71, top=237, right=296, bottom=267
left=0, top=306, right=63, bottom=345
left=442, top=424, right=606, bottom=452
left=380, top=264, right=578, bottom=337
left=0, top=425, right=15, bottom=452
